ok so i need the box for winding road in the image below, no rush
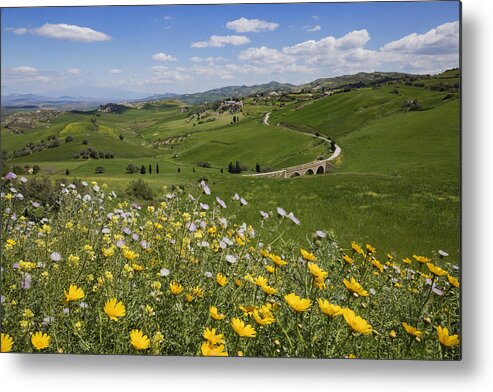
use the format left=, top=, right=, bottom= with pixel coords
left=248, top=112, right=341, bottom=178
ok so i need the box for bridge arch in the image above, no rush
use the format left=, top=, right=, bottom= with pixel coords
left=289, top=172, right=301, bottom=178
left=317, top=166, right=325, bottom=174
left=306, top=169, right=314, bottom=175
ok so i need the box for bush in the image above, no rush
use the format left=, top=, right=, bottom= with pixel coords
left=126, top=164, right=139, bottom=174
left=196, top=161, right=212, bottom=168
left=32, top=165, right=41, bottom=174
left=95, top=166, right=105, bottom=174
left=65, top=135, right=74, bottom=143
left=126, top=179, right=154, bottom=201
left=82, top=139, right=88, bottom=145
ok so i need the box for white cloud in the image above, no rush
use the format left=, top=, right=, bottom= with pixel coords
left=32, top=23, right=111, bottom=42
left=189, top=56, right=225, bottom=63
left=164, top=16, right=173, bottom=20
left=12, top=66, right=38, bottom=74
left=66, top=68, right=81, bottom=75
left=226, top=17, right=279, bottom=33
left=304, top=25, right=321, bottom=32
left=152, top=52, right=177, bottom=62
left=381, top=21, right=459, bottom=55
left=191, top=35, right=250, bottom=48
left=109, top=68, right=122, bottom=74
left=6, top=27, right=29, bottom=35
left=239, top=47, right=295, bottom=65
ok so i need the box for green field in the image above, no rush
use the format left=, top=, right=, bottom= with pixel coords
left=1, top=70, right=460, bottom=261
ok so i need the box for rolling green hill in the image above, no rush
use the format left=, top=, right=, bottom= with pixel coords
left=1, top=70, right=460, bottom=260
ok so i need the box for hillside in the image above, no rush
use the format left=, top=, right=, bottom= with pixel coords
left=1, top=69, right=460, bottom=259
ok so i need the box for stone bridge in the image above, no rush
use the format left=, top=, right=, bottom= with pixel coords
left=246, top=112, right=341, bottom=179
left=247, top=156, right=337, bottom=179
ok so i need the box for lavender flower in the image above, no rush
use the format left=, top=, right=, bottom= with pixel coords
left=5, top=172, right=17, bottom=181
left=216, top=196, right=227, bottom=208
left=277, top=207, right=287, bottom=217
left=225, top=254, right=237, bottom=264
left=50, top=252, right=62, bottom=262
left=160, top=268, right=170, bottom=277
left=200, top=180, right=211, bottom=195
left=260, top=210, right=269, bottom=219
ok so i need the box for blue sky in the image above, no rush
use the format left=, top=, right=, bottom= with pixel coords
left=1, top=1, right=460, bottom=98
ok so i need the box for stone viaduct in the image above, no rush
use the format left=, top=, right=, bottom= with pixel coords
left=247, top=111, right=341, bottom=179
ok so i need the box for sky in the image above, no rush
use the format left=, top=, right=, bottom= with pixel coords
left=1, top=1, right=460, bottom=99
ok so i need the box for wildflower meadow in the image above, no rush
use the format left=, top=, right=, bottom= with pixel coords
left=0, top=173, right=460, bottom=359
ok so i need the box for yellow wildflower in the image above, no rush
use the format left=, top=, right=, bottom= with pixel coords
left=284, top=293, right=311, bottom=312
left=265, top=265, right=276, bottom=274
left=1, top=333, right=14, bottom=352
left=366, top=244, right=376, bottom=254
left=317, top=299, right=343, bottom=318
left=68, top=254, right=80, bottom=266
left=209, top=306, right=226, bottom=321
left=170, top=282, right=183, bottom=295
left=269, top=254, right=287, bottom=267
left=201, top=341, right=228, bottom=356
left=253, top=308, right=276, bottom=326
left=447, top=274, right=460, bottom=288
left=427, top=263, right=448, bottom=277
left=122, top=248, right=139, bottom=260
left=31, top=331, right=51, bottom=350
left=216, top=273, right=228, bottom=287
left=437, top=326, right=459, bottom=348
left=231, top=318, right=256, bottom=338
left=413, top=255, right=431, bottom=264
left=130, top=329, right=150, bottom=350
left=342, top=254, right=353, bottom=265
left=402, top=322, right=422, bottom=338
left=301, top=248, right=316, bottom=262
left=343, top=277, right=369, bottom=297
left=342, top=309, right=373, bottom=335
left=371, top=259, right=384, bottom=273
left=351, top=241, right=364, bottom=255
left=260, top=284, right=277, bottom=295
left=64, top=284, right=85, bottom=304
left=104, top=298, right=126, bottom=321
left=203, top=328, right=224, bottom=344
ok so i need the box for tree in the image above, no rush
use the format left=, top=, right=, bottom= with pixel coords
left=228, top=162, right=234, bottom=174
left=95, top=166, right=105, bottom=174
left=119, top=134, right=124, bottom=141
left=65, top=135, right=74, bottom=143
left=82, top=139, right=88, bottom=145
left=156, top=163, right=160, bottom=174
left=233, top=116, right=237, bottom=123
left=235, top=161, right=242, bottom=174
left=220, top=168, right=224, bottom=173
left=149, top=164, right=152, bottom=174
left=65, top=169, right=70, bottom=176
left=255, top=163, right=261, bottom=173
left=177, top=167, right=181, bottom=174
left=193, top=167, right=195, bottom=173
left=140, top=165, right=146, bottom=174
left=32, top=165, right=41, bottom=174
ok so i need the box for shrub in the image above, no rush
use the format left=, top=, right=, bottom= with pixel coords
left=32, top=165, right=41, bottom=174
left=65, top=135, right=74, bottom=143
left=196, top=161, right=212, bottom=168
left=126, top=164, right=139, bottom=174
left=95, top=166, right=105, bottom=174
left=126, top=179, right=154, bottom=201
left=140, top=165, right=146, bottom=175
left=82, top=139, right=88, bottom=145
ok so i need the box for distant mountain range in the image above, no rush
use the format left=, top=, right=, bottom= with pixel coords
left=2, top=71, right=423, bottom=111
